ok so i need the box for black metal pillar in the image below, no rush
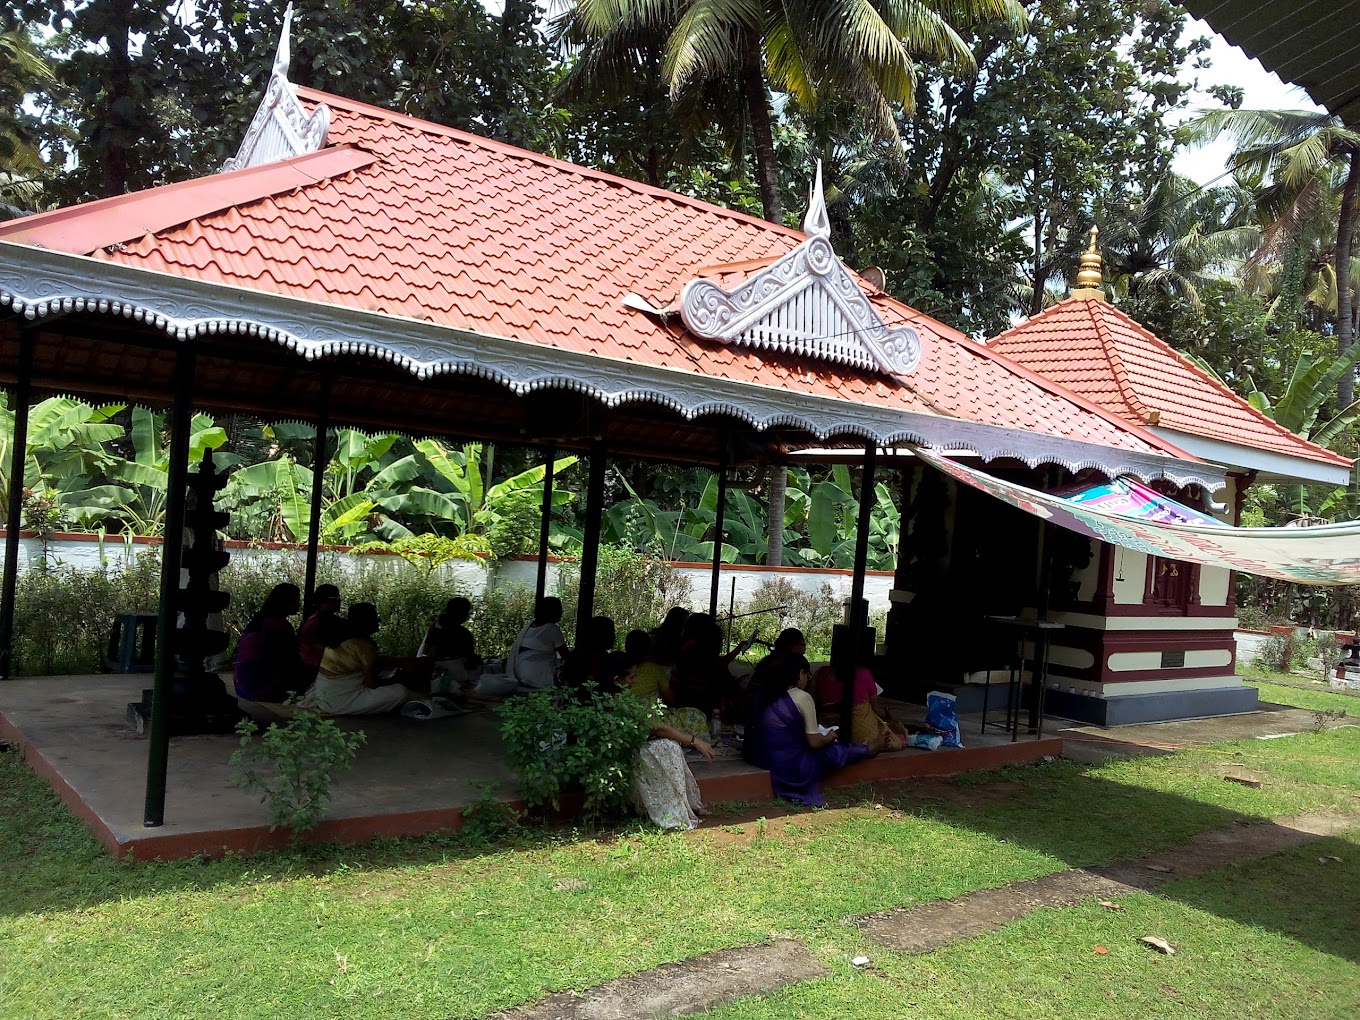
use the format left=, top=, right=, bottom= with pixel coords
left=574, top=440, right=607, bottom=642
left=535, top=443, right=556, bottom=603
left=303, top=373, right=331, bottom=613
left=842, top=444, right=877, bottom=743
left=0, top=329, right=34, bottom=679
left=708, top=443, right=730, bottom=618
left=144, top=349, right=196, bottom=828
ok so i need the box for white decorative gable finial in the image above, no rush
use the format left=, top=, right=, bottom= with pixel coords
left=222, top=3, right=331, bottom=173
left=274, top=2, right=294, bottom=77
left=677, top=162, right=922, bottom=377
left=802, top=160, right=830, bottom=238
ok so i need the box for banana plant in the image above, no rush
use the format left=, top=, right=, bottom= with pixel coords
left=414, top=439, right=577, bottom=537
left=0, top=395, right=128, bottom=524
left=1247, top=345, right=1360, bottom=522
left=789, top=465, right=899, bottom=569
left=102, top=407, right=232, bottom=535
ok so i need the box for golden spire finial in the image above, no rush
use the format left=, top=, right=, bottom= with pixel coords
left=1072, top=224, right=1106, bottom=300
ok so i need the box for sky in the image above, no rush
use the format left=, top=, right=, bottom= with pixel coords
left=1171, top=15, right=1328, bottom=186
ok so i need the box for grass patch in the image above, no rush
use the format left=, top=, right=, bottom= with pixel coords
left=1245, top=676, right=1360, bottom=714
left=2, top=726, right=1359, bottom=1019
left=703, top=831, right=1360, bottom=1020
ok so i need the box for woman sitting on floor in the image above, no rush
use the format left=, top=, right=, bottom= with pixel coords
left=633, top=720, right=715, bottom=831
left=813, top=660, right=907, bottom=752
left=506, top=596, right=569, bottom=691
left=622, top=628, right=712, bottom=748
left=746, top=656, right=879, bottom=807
left=297, top=583, right=342, bottom=677
left=301, top=602, right=426, bottom=715
left=232, top=582, right=307, bottom=703
left=419, top=596, right=481, bottom=689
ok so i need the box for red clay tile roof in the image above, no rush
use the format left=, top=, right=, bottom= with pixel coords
left=988, top=298, right=1351, bottom=469
left=1, top=147, right=376, bottom=255
left=0, top=88, right=1184, bottom=459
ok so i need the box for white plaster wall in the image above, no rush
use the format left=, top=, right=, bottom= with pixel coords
left=1234, top=630, right=1269, bottom=664
left=1108, top=648, right=1234, bottom=672
left=1072, top=540, right=1100, bottom=603
left=1048, top=645, right=1096, bottom=670
left=2, top=537, right=893, bottom=614
left=1199, top=566, right=1231, bottom=607
left=1111, top=550, right=1147, bottom=604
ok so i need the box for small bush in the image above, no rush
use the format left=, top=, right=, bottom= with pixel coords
left=498, top=685, right=659, bottom=823
left=473, top=582, right=536, bottom=659
left=734, top=578, right=847, bottom=660
left=229, top=712, right=366, bottom=835
left=1254, top=633, right=1297, bottom=674
left=456, top=783, right=521, bottom=848
left=13, top=556, right=161, bottom=675
left=557, top=546, right=693, bottom=643
left=1297, top=633, right=1344, bottom=675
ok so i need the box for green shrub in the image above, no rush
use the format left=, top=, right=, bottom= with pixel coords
left=733, top=578, right=846, bottom=660
left=1254, top=632, right=1297, bottom=673
left=351, top=533, right=491, bottom=568
left=1305, top=633, right=1344, bottom=675
left=485, top=490, right=542, bottom=561
left=455, top=782, right=521, bottom=848
left=229, top=712, right=366, bottom=835
left=497, top=685, right=659, bottom=823
left=13, top=556, right=161, bottom=675
left=556, top=546, right=692, bottom=644
left=472, top=581, right=536, bottom=659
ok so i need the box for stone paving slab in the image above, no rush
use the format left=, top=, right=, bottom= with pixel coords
left=489, top=940, right=827, bottom=1020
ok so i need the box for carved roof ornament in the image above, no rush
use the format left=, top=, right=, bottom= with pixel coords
left=222, top=4, right=331, bottom=173
left=679, top=162, right=922, bottom=376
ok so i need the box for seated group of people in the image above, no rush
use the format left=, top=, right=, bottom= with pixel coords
left=566, top=608, right=906, bottom=817
left=232, top=587, right=903, bottom=828
left=232, top=582, right=448, bottom=715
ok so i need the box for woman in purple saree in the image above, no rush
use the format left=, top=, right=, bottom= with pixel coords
left=745, top=656, right=876, bottom=807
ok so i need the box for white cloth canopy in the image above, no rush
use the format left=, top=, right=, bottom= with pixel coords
left=916, top=450, right=1360, bottom=586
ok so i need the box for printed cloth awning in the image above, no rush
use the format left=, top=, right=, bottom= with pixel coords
left=916, top=450, right=1360, bottom=586
left=1061, top=478, right=1224, bottom=527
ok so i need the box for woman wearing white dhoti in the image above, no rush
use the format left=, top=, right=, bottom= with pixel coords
left=506, top=596, right=569, bottom=691
left=302, top=602, right=412, bottom=715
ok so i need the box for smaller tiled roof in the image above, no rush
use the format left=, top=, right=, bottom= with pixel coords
left=987, top=298, right=1351, bottom=470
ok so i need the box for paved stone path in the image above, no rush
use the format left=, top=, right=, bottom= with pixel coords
left=487, top=941, right=827, bottom=1020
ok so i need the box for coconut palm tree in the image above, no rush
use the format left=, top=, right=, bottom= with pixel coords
left=1100, top=174, right=1259, bottom=306
left=0, top=26, right=53, bottom=217
left=1182, top=108, right=1360, bottom=409
left=560, top=0, right=1025, bottom=223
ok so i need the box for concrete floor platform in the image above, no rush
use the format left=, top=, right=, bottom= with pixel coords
left=0, top=676, right=1060, bottom=861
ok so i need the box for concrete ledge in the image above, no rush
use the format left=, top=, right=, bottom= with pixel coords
left=1043, top=684, right=1260, bottom=727
left=692, top=735, right=1062, bottom=804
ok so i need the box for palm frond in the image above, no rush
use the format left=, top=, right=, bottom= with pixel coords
left=664, top=0, right=760, bottom=93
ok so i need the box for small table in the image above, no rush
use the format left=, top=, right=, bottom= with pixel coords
left=981, top=615, right=1066, bottom=741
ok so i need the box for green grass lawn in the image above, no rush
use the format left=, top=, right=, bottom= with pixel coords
left=2, top=724, right=1358, bottom=1019
left=1244, top=673, right=1360, bottom=714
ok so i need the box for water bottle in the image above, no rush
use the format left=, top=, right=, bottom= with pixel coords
left=710, top=709, right=722, bottom=743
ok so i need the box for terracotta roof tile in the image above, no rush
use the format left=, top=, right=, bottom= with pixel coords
left=0, top=87, right=1189, bottom=459
left=989, top=298, right=1351, bottom=469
